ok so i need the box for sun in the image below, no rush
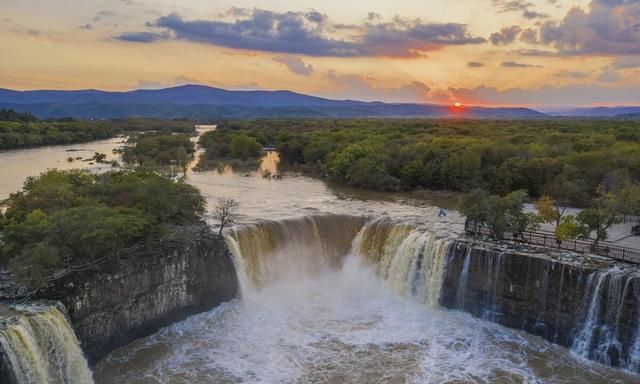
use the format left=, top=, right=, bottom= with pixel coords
left=454, top=102, right=462, bottom=107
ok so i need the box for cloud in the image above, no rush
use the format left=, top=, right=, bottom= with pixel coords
left=612, top=56, right=640, bottom=69
left=135, top=75, right=206, bottom=90
left=94, top=11, right=116, bottom=23
left=597, top=67, right=623, bottom=82
left=490, top=25, right=522, bottom=45
left=519, top=28, right=538, bottom=44
left=501, top=61, right=543, bottom=67
left=113, top=31, right=169, bottom=43
left=493, top=0, right=532, bottom=13
left=554, top=70, right=591, bottom=78
left=523, top=10, right=548, bottom=19
left=78, top=23, right=93, bottom=30
left=540, top=0, right=640, bottom=55
left=325, top=70, right=431, bottom=102
left=492, top=0, right=548, bottom=19
left=272, top=56, right=314, bottom=76
left=445, top=84, right=640, bottom=106
left=467, top=61, right=485, bottom=68
left=117, top=9, right=485, bottom=57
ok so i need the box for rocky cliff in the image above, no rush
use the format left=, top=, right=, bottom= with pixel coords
left=440, top=241, right=640, bottom=371
left=35, top=223, right=239, bottom=364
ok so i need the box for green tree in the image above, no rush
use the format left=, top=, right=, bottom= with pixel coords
left=176, top=145, right=189, bottom=177
left=575, top=186, right=621, bottom=247
left=459, top=188, right=490, bottom=232
left=554, top=215, right=584, bottom=243
left=230, top=135, right=262, bottom=159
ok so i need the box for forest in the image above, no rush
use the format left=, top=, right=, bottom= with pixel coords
left=0, top=109, right=196, bottom=150
left=199, top=119, right=640, bottom=207
left=122, top=132, right=195, bottom=173
left=0, top=168, right=206, bottom=288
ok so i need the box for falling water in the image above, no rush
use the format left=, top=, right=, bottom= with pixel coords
left=352, top=218, right=453, bottom=306
left=0, top=303, right=93, bottom=384
left=95, top=214, right=640, bottom=382
left=224, top=214, right=365, bottom=293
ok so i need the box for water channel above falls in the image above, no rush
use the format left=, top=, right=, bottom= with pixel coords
left=1, top=138, right=640, bottom=383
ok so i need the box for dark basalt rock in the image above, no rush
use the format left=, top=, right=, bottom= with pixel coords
left=441, top=241, right=640, bottom=372
left=35, top=223, right=239, bottom=364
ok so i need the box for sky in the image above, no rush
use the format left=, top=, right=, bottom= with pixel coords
left=1, top=0, right=639, bottom=107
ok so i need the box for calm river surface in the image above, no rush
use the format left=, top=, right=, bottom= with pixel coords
left=1, top=138, right=638, bottom=383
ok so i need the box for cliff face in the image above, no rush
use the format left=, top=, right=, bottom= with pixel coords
left=441, top=241, right=640, bottom=371
left=37, top=224, right=239, bottom=364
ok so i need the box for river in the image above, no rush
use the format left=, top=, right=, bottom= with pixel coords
left=1, top=137, right=638, bottom=383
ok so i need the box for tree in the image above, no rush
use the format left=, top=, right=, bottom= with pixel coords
left=214, top=198, right=239, bottom=235
left=460, top=189, right=539, bottom=240
left=554, top=215, right=584, bottom=243
left=460, top=188, right=490, bottom=232
left=176, top=145, right=189, bottom=177
left=229, top=135, right=262, bottom=159
left=617, top=182, right=640, bottom=216
left=575, top=185, right=621, bottom=247
left=535, top=195, right=566, bottom=227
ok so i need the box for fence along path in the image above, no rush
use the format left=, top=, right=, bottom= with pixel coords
left=464, top=221, right=640, bottom=265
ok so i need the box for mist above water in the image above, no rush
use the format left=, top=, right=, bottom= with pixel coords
left=95, top=218, right=636, bottom=384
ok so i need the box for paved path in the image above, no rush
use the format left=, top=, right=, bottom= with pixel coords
left=523, top=204, right=640, bottom=250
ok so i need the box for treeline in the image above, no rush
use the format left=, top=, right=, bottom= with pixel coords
left=0, top=108, right=38, bottom=122
left=201, top=119, right=640, bottom=205
left=462, top=182, right=639, bottom=246
left=0, top=109, right=196, bottom=150
left=122, top=132, right=195, bottom=174
left=198, top=128, right=262, bottom=169
left=0, top=168, right=206, bottom=288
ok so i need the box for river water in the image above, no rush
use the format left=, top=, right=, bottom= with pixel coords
left=1, top=138, right=638, bottom=383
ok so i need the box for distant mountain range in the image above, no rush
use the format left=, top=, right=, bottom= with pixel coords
left=0, top=85, right=545, bottom=119
left=0, top=85, right=637, bottom=119
left=548, top=106, right=640, bottom=118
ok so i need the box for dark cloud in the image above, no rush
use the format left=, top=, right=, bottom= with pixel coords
left=519, top=28, right=538, bottom=44
left=518, top=48, right=559, bottom=56
left=490, top=25, right=522, bottom=45
left=272, top=56, right=314, bottom=76
left=493, top=0, right=548, bottom=19
left=113, top=31, right=169, bottom=43
left=118, top=9, right=485, bottom=57
left=554, top=70, right=591, bottom=78
left=502, top=61, right=543, bottom=68
left=523, top=10, right=547, bottom=20
left=78, top=23, right=93, bottom=30
left=493, top=0, right=532, bottom=13
left=539, top=0, right=640, bottom=55
left=467, top=61, right=485, bottom=67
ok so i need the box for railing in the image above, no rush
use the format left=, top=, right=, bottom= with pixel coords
left=622, top=214, right=640, bottom=224
left=464, top=220, right=640, bottom=265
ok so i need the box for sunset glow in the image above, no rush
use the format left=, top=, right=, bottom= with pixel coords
left=1, top=0, right=639, bottom=107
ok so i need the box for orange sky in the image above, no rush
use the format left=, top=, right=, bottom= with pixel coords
left=1, top=0, right=639, bottom=107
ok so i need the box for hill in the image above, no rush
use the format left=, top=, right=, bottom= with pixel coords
left=0, top=85, right=546, bottom=119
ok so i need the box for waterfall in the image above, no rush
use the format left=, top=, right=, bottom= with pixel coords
left=223, top=213, right=640, bottom=374
left=571, top=271, right=640, bottom=369
left=224, top=214, right=365, bottom=293
left=352, top=218, right=453, bottom=306
left=0, top=303, right=93, bottom=384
